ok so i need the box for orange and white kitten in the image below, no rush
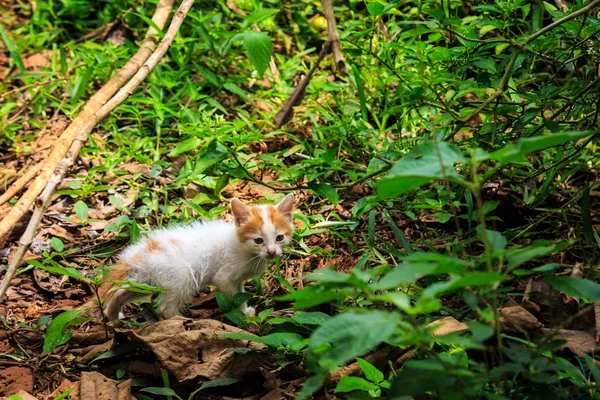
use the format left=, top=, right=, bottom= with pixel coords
left=97, top=194, right=294, bottom=321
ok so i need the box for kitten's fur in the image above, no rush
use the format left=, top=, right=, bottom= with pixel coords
left=96, top=194, right=294, bottom=321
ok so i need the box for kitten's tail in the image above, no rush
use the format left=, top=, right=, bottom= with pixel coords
left=80, top=263, right=133, bottom=315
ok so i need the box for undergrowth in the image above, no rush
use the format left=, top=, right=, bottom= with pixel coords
left=1, top=0, right=600, bottom=399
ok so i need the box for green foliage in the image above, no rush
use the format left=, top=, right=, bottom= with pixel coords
left=3, top=0, right=600, bottom=398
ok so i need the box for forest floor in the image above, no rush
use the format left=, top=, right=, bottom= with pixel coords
left=1, top=0, right=600, bottom=399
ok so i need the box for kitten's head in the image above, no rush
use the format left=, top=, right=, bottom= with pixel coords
left=231, top=194, right=295, bottom=259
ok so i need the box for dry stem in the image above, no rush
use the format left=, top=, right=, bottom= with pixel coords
left=0, top=162, right=44, bottom=207
left=0, top=0, right=176, bottom=244
left=0, top=0, right=195, bottom=302
left=322, top=0, right=346, bottom=75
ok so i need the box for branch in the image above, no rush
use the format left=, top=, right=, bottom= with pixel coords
left=322, top=0, right=347, bottom=75
left=0, top=0, right=196, bottom=302
left=0, top=161, right=44, bottom=207
left=0, top=0, right=176, bottom=245
left=273, top=40, right=332, bottom=128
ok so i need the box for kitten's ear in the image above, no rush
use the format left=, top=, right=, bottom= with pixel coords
left=276, top=193, right=295, bottom=222
left=231, top=198, right=251, bottom=227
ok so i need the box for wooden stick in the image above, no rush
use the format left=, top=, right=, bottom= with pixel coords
left=0, top=162, right=44, bottom=207
left=0, top=0, right=196, bottom=302
left=274, top=40, right=332, bottom=128
left=322, top=0, right=346, bottom=75
left=0, top=0, right=176, bottom=245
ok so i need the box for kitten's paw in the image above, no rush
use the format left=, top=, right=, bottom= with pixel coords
left=243, top=306, right=256, bottom=317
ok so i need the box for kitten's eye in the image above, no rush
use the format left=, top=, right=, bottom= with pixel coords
left=276, top=234, right=284, bottom=242
left=254, top=238, right=264, bottom=244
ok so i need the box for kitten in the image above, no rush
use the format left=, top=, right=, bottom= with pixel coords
left=94, top=194, right=295, bottom=321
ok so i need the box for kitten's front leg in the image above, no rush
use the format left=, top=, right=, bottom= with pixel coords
left=214, top=279, right=255, bottom=316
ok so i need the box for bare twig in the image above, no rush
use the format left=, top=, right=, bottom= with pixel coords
left=322, top=0, right=346, bottom=75
left=0, top=162, right=44, bottom=207
left=0, top=0, right=195, bottom=302
left=274, top=40, right=332, bottom=128
left=0, top=0, right=176, bottom=245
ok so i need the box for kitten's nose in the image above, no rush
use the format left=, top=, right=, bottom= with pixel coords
left=267, top=249, right=277, bottom=256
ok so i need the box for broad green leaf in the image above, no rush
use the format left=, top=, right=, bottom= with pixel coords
left=388, top=359, right=456, bottom=396
left=221, top=332, right=306, bottom=352
left=370, top=262, right=438, bottom=290
left=74, top=200, right=89, bottom=220
left=27, top=259, right=89, bottom=283
left=216, top=291, right=233, bottom=311
left=546, top=276, right=600, bottom=301
left=0, top=25, right=25, bottom=72
left=335, top=376, right=379, bottom=393
left=357, top=358, right=384, bottom=383
left=71, top=65, right=94, bottom=103
left=169, top=137, right=202, bottom=157
left=43, top=309, right=84, bottom=354
left=477, top=226, right=507, bottom=253
left=50, top=237, right=65, bottom=252
left=308, top=182, right=339, bottom=205
left=139, top=387, right=182, bottom=400
left=243, top=30, right=273, bottom=77
left=490, top=131, right=592, bottom=163
left=377, top=141, right=466, bottom=198
left=291, top=311, right=331, bottom=326
left=232, top=292, right=253, bottom=308
left=307, top=310, right=397, bottom=373
left=506, top=241, right=571, bottom=269
left=198, top=377, right=241, bottom=391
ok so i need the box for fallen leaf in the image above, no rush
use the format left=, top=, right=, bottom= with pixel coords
left=1, top=390, right=37, bottom=400
left=79, top=372, right=134, bottom=400
left=0, top=366, right=34, bottom=396
left=540, top=328, right=600, bottom=356
left=123, top=317, right=274, bottom=381
left=427, top=317, right=469, bottom=336
left=499, top=306, right=543, bottom=332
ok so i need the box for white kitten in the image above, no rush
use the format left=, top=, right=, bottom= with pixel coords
left=94, top=194, right=295, bottom=321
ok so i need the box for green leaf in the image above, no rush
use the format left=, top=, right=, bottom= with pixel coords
left=225, top=309, right=248, bottom=328
left=277, top=286, right=347, bottom=309
left=232, top=292, right=253, bottom=308
left=307, top=311, right=397, bottom=373
left=27, top=259, right=89, bottom=283
left=258, top=308, right=274, bottom=322
left=388, top=359, right=456, bottom=396
left=308, top=182, right=339, bottom=205
left=216, top=291, right=233, bottom=311
left=74, top=201, right=89, bottom=220
left=169, top=137, right=202, bottom=157
left=506, top=241, right=571, bottom=269
left=71, top=65, right=94, bottom=103
left=54, top=388, right=75, bottom=400
left=376, top=141, right=466, bottom=198
left=221, top=332, right=306, bottom=352
left=357, top=358, right=384, bottom=383
left=546, top=276, right=600, bottom=301
left=291, top=311, right=331, bottom=326
left=89, top=343, right=140, bottom=364
left=477, top=226, right=507, bottom=253
left=0, top=24, right=26, bottom=72
left=140, top=387, right=182, bottom=400
left=43, top=309, right=84, bottom=354
left=243, top=30, right=273, bottom=77
left=223, top=82, right=250, bottom=100
left=490, top=131, right=592, bottom=163
left=198, top=377, right=241, bottom=391
left=335, top=376, right=379, bottom=393
left=366, top=1, right=386, bottom=16
left=370, top=262, right=438, bottom=290
left=50, top=237, right=65, bottom=252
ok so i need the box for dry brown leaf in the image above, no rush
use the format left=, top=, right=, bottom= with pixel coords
left=427, top=316, right=469, bottom=336
left=46, top=379, right=79, bottom=400
left=75, top=338, right=115, bottom=365
left=1, top=391, right=38, bottom=400
left=0, top=366, right=34, bottom=396
left=123, top=317, right=273, bottom=381
left=540, top=328, right=600, bottom=356
left=499, top=306, right=543, bottom=332
left=79, top=372, right=134, bottom=400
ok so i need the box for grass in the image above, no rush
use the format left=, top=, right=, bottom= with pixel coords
left=1, top=0, right=600, bottom=398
